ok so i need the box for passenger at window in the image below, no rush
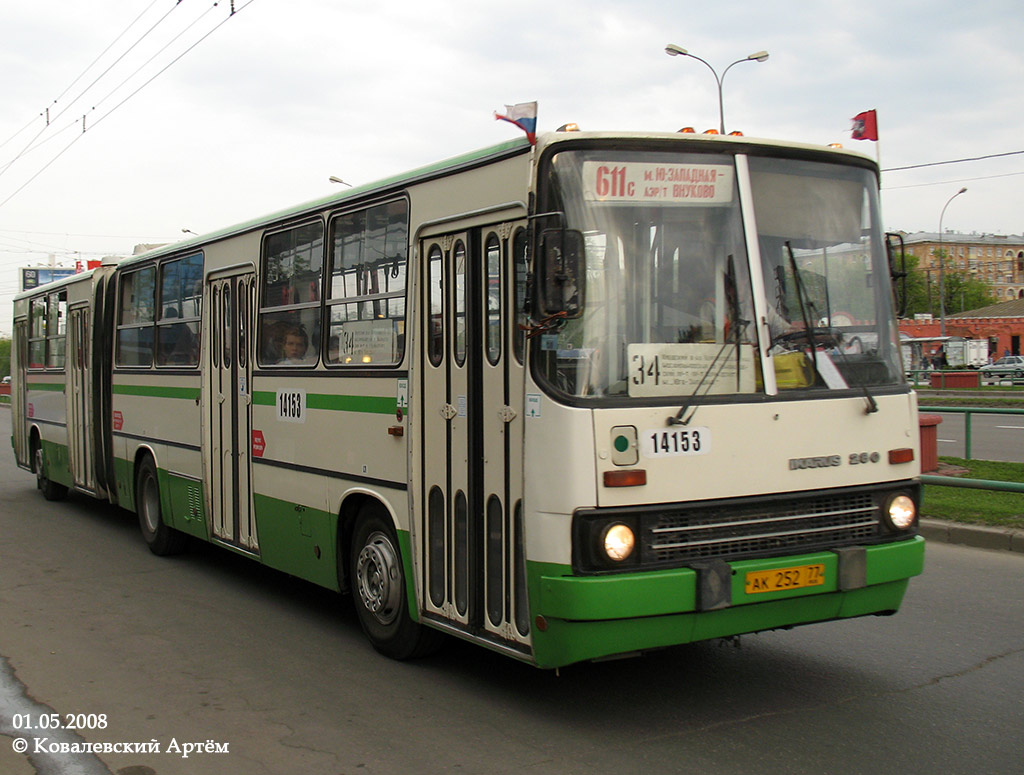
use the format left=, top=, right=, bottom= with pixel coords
left=279, top=324, right=310, bottom=365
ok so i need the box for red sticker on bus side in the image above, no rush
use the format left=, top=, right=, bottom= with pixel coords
left=113, top=411, right=123, bottom=430
left=252, top=430, right=266, bottom=458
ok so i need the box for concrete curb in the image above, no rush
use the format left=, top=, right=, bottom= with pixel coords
left=919, top=517, right=1024, bottom=553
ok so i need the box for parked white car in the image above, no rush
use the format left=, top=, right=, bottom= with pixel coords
left=979, top=355, right=1024, bottom=380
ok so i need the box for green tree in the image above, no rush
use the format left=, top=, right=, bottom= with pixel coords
left=896, top=254, right=930, bottom=317
left=0, top=338, right=10, bottom=379
left=898, top=253, right=994, bottom=318
left=941, top=270, right=995, bottom=315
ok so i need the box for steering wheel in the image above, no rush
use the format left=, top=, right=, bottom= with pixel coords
left=771, top=326, right=844, bottom=349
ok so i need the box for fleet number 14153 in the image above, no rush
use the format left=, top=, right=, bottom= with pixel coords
left=642, top=427, right=711, bottom=458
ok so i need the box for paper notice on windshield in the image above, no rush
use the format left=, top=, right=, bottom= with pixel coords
left=627, top=343, right=756, bottom=397
left=582, top=162, right=734, bottom=205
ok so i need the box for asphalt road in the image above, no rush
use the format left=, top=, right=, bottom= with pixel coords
left=925, top=410, right=1024, bottom=464
left=1, top=412, right=1022, bottom=775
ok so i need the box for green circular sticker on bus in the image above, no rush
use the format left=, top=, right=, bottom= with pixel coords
left=613, top=435, right=630, bottom=453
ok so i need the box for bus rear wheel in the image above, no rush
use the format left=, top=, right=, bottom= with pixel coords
left=32, top=438, right=67, bottom=501
left=350, top=505, right=443, bottom=660
left=135, top=457, right=187, bottom=556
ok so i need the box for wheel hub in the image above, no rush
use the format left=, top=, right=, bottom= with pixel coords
left=355, top=531, right=401, bottom=626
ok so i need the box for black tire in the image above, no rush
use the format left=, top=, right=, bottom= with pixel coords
left=33, top=438, right=68, bottom=501
left=350, top=505, right=444, bottom=660
left=135, top=456, right=187, bottom=556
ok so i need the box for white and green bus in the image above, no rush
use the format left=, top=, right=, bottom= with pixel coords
left=12, top=130, right=925, bottom=669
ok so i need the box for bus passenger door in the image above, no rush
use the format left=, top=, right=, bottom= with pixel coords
left=12, top=320, right=29, bottom=468
left=420, top=221, right=531, bottom=651
left=67, top=305, right=93, bottom=490
left=207, top=270, right=259, bottom=554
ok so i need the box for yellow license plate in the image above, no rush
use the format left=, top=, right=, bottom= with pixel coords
left=745, top=563, right=826, bottom=594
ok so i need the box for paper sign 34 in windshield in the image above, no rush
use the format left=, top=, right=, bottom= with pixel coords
left=582, top=162, right=734, bottom=204
left=627, top=343, right=757, bottom=397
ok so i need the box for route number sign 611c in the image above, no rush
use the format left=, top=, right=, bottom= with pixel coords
left=582, top=161, right=734, bottom=205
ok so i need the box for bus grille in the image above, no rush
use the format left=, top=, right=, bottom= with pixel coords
left=644, top=491, right=880, bottom=564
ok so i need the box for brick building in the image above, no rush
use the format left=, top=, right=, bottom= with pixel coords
left=898, top=298, right=1024, bottom=358
left=901, top=231, right=1024, bottom=303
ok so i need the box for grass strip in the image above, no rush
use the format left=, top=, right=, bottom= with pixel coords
left=922, top=456, right=1024, bottom=529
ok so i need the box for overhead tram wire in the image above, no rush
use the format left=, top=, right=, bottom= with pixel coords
left=0, top=0, right=163, bottom=154
left=3, top=3, right=220, bottom=178
left=0, top=120, right=80, bottom=176
left=47, top=0, right=165, bottom=107
left=77, top=1, right=225, bottom=127
left=883, top=170, right=1024, bottom=191
left=0, top=0, right=258, bottom=212
left=880, top=150, right=1024, bottom=191
left=0, top=115, right=46, bottom=154
left=0, top=0, right=183, bottom=180
left=882, top=150, right=1024, bottom=172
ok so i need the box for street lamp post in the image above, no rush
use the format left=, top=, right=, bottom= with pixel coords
left=664, top=44, right=769, bottom=134
left=937, top=187, right=968, bottom=336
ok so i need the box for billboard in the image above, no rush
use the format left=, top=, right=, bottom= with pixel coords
left=20, top=267, right=77, bottom=291
left=19, top=260, right=101, bottom=292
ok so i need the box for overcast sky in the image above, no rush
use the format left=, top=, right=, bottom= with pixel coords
left=1, top=0, right=1022, bottom=335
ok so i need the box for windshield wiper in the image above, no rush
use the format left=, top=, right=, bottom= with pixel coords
left=784, top=241, right=819, bottom=373
left=781, top=242, right=878, bottom=414
left=669, top=256, right=748, bottom=426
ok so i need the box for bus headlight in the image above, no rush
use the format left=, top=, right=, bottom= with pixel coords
left=884, top=494, right=917, bottom=531
left=601, top=523, right=636, bottom=562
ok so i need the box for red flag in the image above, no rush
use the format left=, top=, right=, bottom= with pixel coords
left=851, top=110, right=878, bottom=141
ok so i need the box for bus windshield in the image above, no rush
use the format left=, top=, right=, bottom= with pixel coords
left=537, top=147, right=904, bottom=401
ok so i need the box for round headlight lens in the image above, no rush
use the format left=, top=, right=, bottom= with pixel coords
left=602, top=523, right=636, bottom=562
left=887, top=494, right=917, bottom=530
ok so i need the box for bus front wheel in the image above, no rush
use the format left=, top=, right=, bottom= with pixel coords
left=135, top=457, right=187, bottom=556
left=350, top=505, right=443, bottom=660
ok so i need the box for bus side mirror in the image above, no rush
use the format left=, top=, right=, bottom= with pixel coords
left=538, top=229, right=585, bottom=318
left=886, top=232, right=908, bottom=317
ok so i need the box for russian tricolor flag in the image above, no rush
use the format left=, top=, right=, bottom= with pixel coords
left=495, top=101, right=537, bottom=145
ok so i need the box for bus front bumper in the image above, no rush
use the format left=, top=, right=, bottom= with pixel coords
left=529, top=536, right=924, bottom=668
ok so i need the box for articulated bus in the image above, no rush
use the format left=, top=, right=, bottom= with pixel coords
left=12, top=131, right=925, bottom=669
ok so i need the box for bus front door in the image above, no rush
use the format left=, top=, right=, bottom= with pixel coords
left=207, top=271, right=259, bottom=554
left=67, top=305, right=93, bottom=490
left=420, top=222, right=531, bottom=652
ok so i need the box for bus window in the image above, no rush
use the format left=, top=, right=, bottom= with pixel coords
left=156, top=253, right=203, bottom=367
left=485, top=234, right=502, bottom=365
left=427, top=245, right=443, bottom=367
left=46, top=291, right=67, bottom=369
left=453, top=240, right=467, bottom=367
left=259, top=221, right=323, bottom=367
left=116, top=266, right=156, bottom=367
left=513, top=228, right=528, bottom=364
left=326, top=199, right=408, bottom=366
left=28, top=297, right=47, bottom=368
